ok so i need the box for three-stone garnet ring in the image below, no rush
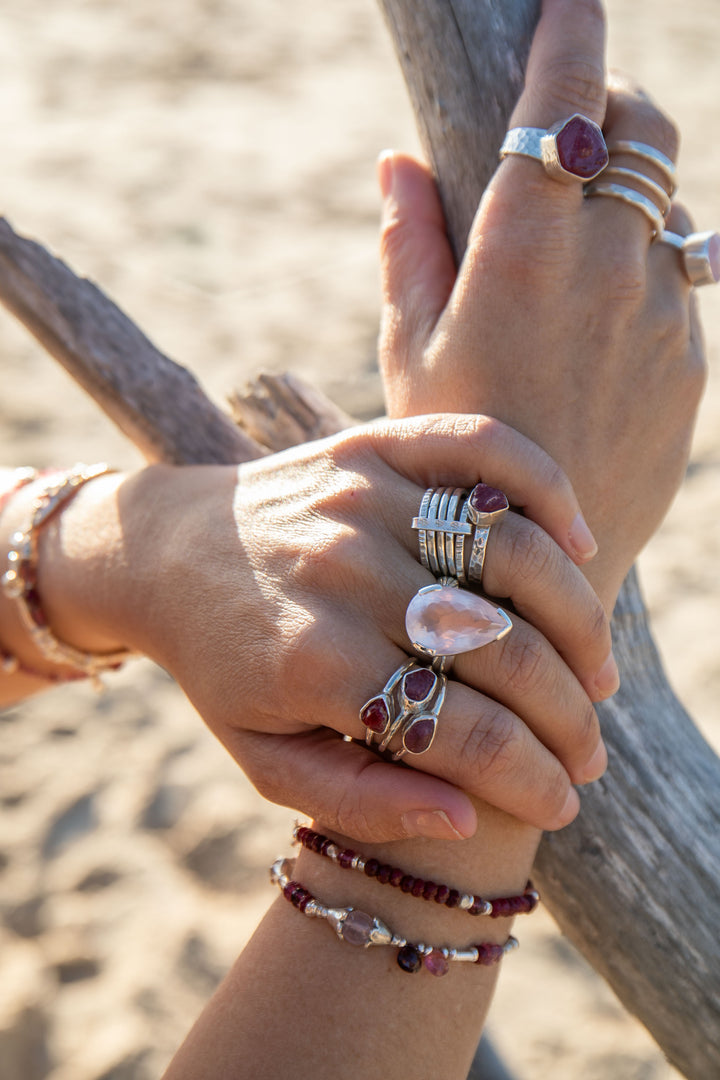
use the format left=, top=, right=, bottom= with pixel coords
left=499, top=113, right=609, bottom=183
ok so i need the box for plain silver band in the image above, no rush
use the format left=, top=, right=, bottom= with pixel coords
left=659, top=229, right=720, bottom=287
left=606, top=140, right=677, bottom=194
left=602, top=166, right=671, bottom=216
left=468, top=525, right=491, bottom=585
left=584, top=182, right=664, bottom=237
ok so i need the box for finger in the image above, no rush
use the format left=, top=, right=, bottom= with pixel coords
left=480, top=513, right=616, bottom=700
left=396, top=678, right=581, bottom=831
left=356, top=414, right=598, bottom=563
left=650, top=200, right=697, bottom=291
left=233, top=727, right=478, bottom=843
left=453, top=616, right=607, bottom=786
left=491, top=0, right=606, bottom=214
left=510, top=0, right=607, bottom=130
left=378, top=151, right=457, bottom=372
left=254, top=619, right=589, bottom=829
left=588, top=77, right=680, bottom=250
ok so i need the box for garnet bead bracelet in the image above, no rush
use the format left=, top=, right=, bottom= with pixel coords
left=271, top=858, right=518, bottom=977
left=293, top=824, right=539, bottom=918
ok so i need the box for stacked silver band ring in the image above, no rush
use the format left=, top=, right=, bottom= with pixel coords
left=584, top=138, right=676, bottom=238
left=413, top=483, right=510, bottom=586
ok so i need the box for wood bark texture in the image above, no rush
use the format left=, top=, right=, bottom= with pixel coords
left=377, top=2, right=720, bottom=1077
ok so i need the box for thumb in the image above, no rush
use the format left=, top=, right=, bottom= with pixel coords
left=378, top=151, right=457, bottom=378
left=236, top=727, right=477, bottom=844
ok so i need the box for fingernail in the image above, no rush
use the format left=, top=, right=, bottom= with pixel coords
left=401, top=809, right=467, bottom=840
left=377, top=149, right=395, bottom=204
left=594, top=651, right=620, bottom=698
left=581, top=740, right=608, bottom=784
left=568, top=512, right=598, bottom=562
left=558, top=786, right=581, bottom=827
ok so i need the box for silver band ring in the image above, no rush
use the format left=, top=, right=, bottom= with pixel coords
left=500, top=114, right=608, bottom=183
left=413, top=487, right=472, bottom=579
left=584, top=182, right=664, bottom=237
left=659, top=230, right=720, bottom=287
left=602, top=166, right=671, bottom=217
left=605, top=139, right=677, bottom=195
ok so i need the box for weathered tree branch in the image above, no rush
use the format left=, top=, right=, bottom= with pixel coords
left=0, top=219, right=263, bottom=466
left=0, top=3, right=718, bottom=1076
left=377, top=2, right=720, bottom=1077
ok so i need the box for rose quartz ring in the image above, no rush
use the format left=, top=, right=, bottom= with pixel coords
left=360, top=659, right=447, bottom=759
left=406, top=582, right=512, bottom=659
left=659, top=230, right=720, bottom=287
left=500, top=114, right=609, bottom=182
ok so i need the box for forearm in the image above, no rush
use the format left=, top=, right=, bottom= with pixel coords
left=164, top=805, right=541, bottom=1080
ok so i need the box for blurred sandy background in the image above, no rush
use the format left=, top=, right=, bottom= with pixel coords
left=0, top=1, right=718, bottom=1077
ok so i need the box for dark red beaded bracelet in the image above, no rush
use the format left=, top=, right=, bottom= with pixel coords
left=271, top=857, right=518, bottom=977
left=293, top=823, right=539, bottom=918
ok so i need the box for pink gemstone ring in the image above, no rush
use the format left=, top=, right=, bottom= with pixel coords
left=659, top=230, right=720, bottom=288
left=359, top=658, right=447, bottom=759
left=500, top=114, right=609, bottom=182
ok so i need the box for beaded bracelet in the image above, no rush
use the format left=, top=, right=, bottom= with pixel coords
left=271, top=858, right=518, bottom=977
left=1, top=464, right=135, bottom=687
left=0, top=468, right=72, bottom=681
left=293, top=824, right=540, bottom=918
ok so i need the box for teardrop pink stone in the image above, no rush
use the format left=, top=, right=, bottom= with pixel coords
left=406, top=585, right=510, bottom=656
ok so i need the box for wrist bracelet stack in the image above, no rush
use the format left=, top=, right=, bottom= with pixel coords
left=271, top=823, right=540, bottom=978
left=1, top=463, right=135, bottom=687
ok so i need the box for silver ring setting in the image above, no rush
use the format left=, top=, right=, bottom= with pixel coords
left=659, top=229, right=720, bottom=287
left=360, top=659, right=446, bottom=759
left=500, top=114, right=609, bottom=182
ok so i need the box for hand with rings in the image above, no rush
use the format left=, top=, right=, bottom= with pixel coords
left=378, top=0, right=709, bottom=612
left=107, top=414, right=614, bottom=844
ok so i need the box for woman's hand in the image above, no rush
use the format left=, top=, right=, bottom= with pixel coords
left=63, top=415, right=615, bottom=844
left=378, top=0, right=707, bottom=611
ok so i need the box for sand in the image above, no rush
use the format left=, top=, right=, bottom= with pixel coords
left=0, top=1, right=718, bottom=1077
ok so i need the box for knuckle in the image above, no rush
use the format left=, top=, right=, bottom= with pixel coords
left=582, top=597, right=611, bottom=655
left=540, top=55, right=605, bottom=117
left=497, top=634, right=548, bottom=698
left=457, top=705, right=518, bottom=784
left=506, top=522, right=555, bottom=587
left=640, top=105, right=680, bottom=163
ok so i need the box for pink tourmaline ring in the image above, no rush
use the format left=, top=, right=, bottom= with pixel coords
left=499, top=114, right=609, bottom=183
left=659, top=230, right=720, bottom=288
left=359, top=659, right=448, bottom=758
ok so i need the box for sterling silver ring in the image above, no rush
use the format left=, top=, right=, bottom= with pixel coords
left=359, top=659, right=446, bottom=758
left=584, top=181, right=665, bottom=237
left=606, top=139, right=677, bottom=195
left=500, top=114, right=609, bottom=183
left=659, top=230, right=720, bottom=287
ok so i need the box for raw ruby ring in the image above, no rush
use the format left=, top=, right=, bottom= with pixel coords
left=500, top=114, right=609, bottom=182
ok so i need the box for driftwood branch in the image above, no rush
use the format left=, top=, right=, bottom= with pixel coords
left=0, top=3, right=718, bottom=1077
left=377, top=1, right=720, bottom=1077
left=0, top=219, right=263, bottom=466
